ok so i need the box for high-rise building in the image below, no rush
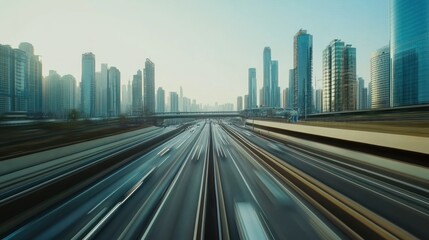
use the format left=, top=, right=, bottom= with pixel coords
left=288, top=69, right=295, bottom=109
left=357, top=77, right=366, bottom=110
left=282, top=88, right=288, bottom=108
left=132, top=70, right=142, bottom=115
left=293, top=29, right=313, bottom=115
left=271, top=60, right=280, bottom=107
left=19, top=42, right=42, bottom=114
left=10, top=48, right=28, bottom=112
left=244, top=94, right=249, bottom=110
left=237, top=96, right=243, bottom=111
left=144, top=58, right=155, bottom=114
left=100, top=63, right=108, bottom=116
left=0, top=44, right=13, bottom=113
left=371, top=46, right=390, bottom=108
left=179, top=86, right=183, bottom=112
left=43, top=70, right=61, bottom=116
left=263, top=47, right=271, bottom=107
left=391, top=0, right=429, bottom=107
left=107, top=67, right=120, bottom=117
left=259, top=88, right=264, bottom=107
left=95, top=71, right=101, bottom=116
left=170, top=92, right=179, bottom=112
left=156, top=87, right=165, bottom=113
left=368, top=81, right=373, bottom=109
left=323, top=39, right=357, bottom=112
left=248, top=68, right=257, bottom=109
left=81, top=52, right=95, bottom=117
left=61, top=74, right=76, bottom=114
left=315, top=89, right=323, bottom=113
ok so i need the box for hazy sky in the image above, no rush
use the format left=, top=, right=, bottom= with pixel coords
left=0, top=0, right=389, bottom=105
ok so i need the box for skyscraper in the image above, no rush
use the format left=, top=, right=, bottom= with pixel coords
left=323, top=39, right=356, bottom=112
left=263, top=47, right=271, bottom=107
left=156, top=87, right=165, bottom=113
left=19, top=42, right=42, bottom=114
left=61, top=74, right=76, bottom=114
left=248, top=68, right=257, bottom=109
left=81, top=52, right=95, bottom=117
left=294, top=29, right=313, bottom=115
left=288, top=69, right=295, bottom=109
left=144, top=58, right=155, bottom=114
left=357, top=77, right=366, bottom=110
left=107, top=67, right=120, bottom=117
left=371, top=46, right=390, bottom=108
left=170, top=92, right=179, bottom=112
left=100, top=63, right=108, bottom=116
left=0, top=44, right=13, bottom=113
left=244, top=94, right=249, bottom=110
left=271, top=60, right=280, bottom=107
left=391, top=0, right=429, bottom=106
left=43, top=70, right=61, bottom=116
left=237, top=96, right=243, bottom=111
left=179, top=86, right=183, bottom=112
left=132, top=70, right=142, bottom=115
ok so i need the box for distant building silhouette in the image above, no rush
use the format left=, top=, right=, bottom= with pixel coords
left=144, top=58, right=155, bottom=114
left=107, top=67, right=120, bottom=117
left=81, top=52, right=95, bottom=117
left=156, top=87, right=165, bottom=113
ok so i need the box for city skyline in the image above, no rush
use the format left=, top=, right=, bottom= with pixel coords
left=0, top=0, right=389, bottom=105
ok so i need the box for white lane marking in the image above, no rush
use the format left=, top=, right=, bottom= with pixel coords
left=141, top=152, right=192, bottom=239
left=83, top=167, right=156, bottom=240
left=72, top=207, right=107, bottom=240
left=289, top=144, right=429, bottom=195
left=287, top=147, right=429, bottom=217
left=227, top=150, right=261, bottom=208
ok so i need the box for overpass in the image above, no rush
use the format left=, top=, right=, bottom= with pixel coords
left=145, top=111, right=243, bottom=119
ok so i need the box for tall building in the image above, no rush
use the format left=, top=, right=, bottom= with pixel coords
left=391, top=0, right=429, bottom=107
left=293, top=29, right=313, bottom=115
left=156, top=87, right=165, bottom=113
left=100, top=63, right=108, bottom=116
left=368, top=81, right=373, bottom=109
left=170, top=92, right=179, bottom=112
left=237, top=96, right=243, bottom=111
left=107, top=67, right=120, bottom=117
left=144, top=58, right=155, bottom=114
left=259, top=88, right=264, bottom=107
left=315, top=89, right=323, bottom=113
left=248, top=68, right=257, bottom=109
left=132, top=70, right=142, bottom=115
left=357, top=77, right=367, bottom=110
left=282, top=88, right=288, bottom=108
left=323, top=39, right=357, bottom=112
left=43, top=70, right=61, bottom=116
left=179, top=86, right=183, bottom=112
left=244, top=94, right=249, bottom=109
left=61, top=74, right=76, bottom=114
left=81, top=52, right=95, bottom=117
left=288, top=69, right=295, bottom=109
left=263, top=47, right=271, bottom=107
left=271, top=60, right=280, bottom=107
left=11, top=48, right=28, bottom=112
left=371, top=46, right=390, bottom=108
left=19, top=42, right=42, bottom=114
left=0, top=44, right=13, bottom=113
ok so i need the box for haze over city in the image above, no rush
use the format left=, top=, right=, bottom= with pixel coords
left=0, top=0, right=388, bottom=105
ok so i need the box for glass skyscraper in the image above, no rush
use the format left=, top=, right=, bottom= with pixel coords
left=371, top=46, right=390, bottom=109
left=263, top=47, right=271, bottom=107
left=271, top=60, right=280, bottom=108
left=248, top=68, right=257, bottom=109
left=294, top=29, right=313, bottom=115
left=144, top=58, right=155, bottom=114
left=390, top=0, right=429, bottom=106
left=107, top=67, right=121, bottom=117
left=323, top=39, right=356, bottom=112
left=81, top=52, right=95, bottom=117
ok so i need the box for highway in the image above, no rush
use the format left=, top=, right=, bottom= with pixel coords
left=1, top=120, right=428, bottom=239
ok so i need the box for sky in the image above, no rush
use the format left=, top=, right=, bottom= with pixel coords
left=0, top=0, right=389, bottom=106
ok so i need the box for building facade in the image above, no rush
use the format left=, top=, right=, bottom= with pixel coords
left=144, top=58, right=155, bottom=114
left=271, top=60, right=280, bottom=107
left=170, top=92, right=179, bottom=112
left=237, top=96, right=243, bottom=111
left=107, top=67, right=121, bottom=117
left=81, top=52, right=95, bottom=117
left=263, top=47, right=271, bottom=107
left=19, top=42, right=42, bottom=114
left=390, top=0, right=429, bottom=106
left=156, top=87, right=165, bottom=113
left=294, top=29, right=313, bottom=115
left=248, top=68, right=257, bottom=109
left=132, top=70, right=142, bottom=115
left=370, top=46, right=390, bottom=108
left=323, top=40, right=356, bottom=112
